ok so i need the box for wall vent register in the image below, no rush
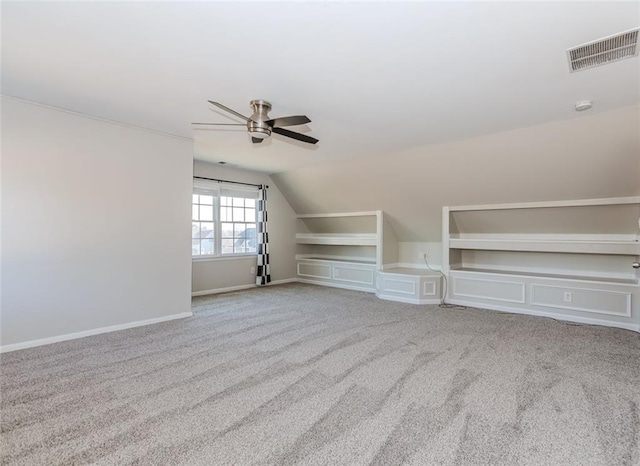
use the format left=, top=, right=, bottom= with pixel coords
left=567, top=28, right=639, bottom=72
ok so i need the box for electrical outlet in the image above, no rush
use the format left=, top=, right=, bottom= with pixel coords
left=418, top=251, right=427, bottom=260
left=250, top=266, right=255, bottom=274
left=563, top=291, right=572, bottom=302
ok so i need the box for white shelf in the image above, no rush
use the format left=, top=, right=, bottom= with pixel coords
left=297, top=211, right=380, bottom=219
left=296, top=233, right=377, bottom=246
left=295, top=254, right=376, bottom=264
left=449, top=238, right=640, bottom=255
left=450, top=267, right=638, bottom=286
left=448, top=196, right=640, bottom=212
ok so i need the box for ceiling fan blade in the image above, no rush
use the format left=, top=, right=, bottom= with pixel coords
left=272, top=127, right=319, bottom=145
left=265, top=115, right=311, bottom=127
left=207, top=100, right=251, bottom=122
left=252, top=137, right=264, bottom=144
left=191, top=122, right=246, bottom=126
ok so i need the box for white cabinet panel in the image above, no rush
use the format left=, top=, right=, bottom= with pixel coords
left=333, top=265, right=375, bottom=286
left=376, top=269, right=441, bottom=305
left=297, top=262, right=332, bottom=280
left=447, top=270, right=639, bottom=331
left=423, top=282, right=437, bottom=297
left=531, top=284, right=631, bottom=317
left=381, top=277, right=416, bottom=295
left=296, top=259, right=376, bottom=292
left=452, top=276, right=526, bottom=304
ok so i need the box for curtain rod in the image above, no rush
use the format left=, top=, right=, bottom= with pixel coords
left=193, top=176, right=267, bottom=189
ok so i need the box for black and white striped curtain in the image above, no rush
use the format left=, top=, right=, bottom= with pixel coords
left=256, top=185, right=271, bottom=285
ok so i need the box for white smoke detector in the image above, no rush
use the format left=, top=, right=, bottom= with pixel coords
left=567, top=28, right=639, bottom=72
left=574, top=101, right=593, bottom=112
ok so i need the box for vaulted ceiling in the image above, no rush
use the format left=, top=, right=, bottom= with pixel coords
left=2, top=1, right=638, bottom=173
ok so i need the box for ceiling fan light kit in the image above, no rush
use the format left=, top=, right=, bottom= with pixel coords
left=248, top=100, right=273, bottom=140
left=194, top=100, right=318, bottom=145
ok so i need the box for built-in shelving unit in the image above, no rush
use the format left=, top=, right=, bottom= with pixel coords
left=294, top=210, right=442, bottom=303
left=442, top=197, right=640, bottom=331
left=295, top=211, right=386, bottom=292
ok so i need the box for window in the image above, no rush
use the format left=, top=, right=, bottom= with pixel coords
left=192, top=193, right=215, bottom=255
left=220, top=196, right=256, bottom=254
left=192, top=180, right=258, bottom=258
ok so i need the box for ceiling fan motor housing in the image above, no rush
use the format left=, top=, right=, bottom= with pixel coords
left=248, top=100, right=272, bottom=139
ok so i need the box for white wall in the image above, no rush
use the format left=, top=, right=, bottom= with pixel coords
left=1, top=97, right=193, bottom=348
left=191, top=160, right=297, bottom=294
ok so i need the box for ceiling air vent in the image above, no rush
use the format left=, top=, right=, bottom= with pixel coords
left=567, top=28, right=639, bottom=72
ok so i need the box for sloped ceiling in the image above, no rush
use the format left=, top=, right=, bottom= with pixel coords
left=271, top=105, right=640, bottom=241
left=2, top=1, right=639, bottom=173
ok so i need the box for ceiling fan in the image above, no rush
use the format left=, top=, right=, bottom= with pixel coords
left=193, top=100, right=318, bottom=145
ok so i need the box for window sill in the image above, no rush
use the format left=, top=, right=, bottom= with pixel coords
left=192, top=254, right=257, bottom=263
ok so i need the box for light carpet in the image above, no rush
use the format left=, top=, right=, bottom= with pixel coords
left=1, top=283, right=639, bottom=465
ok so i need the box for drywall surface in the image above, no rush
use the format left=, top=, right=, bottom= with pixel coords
left=398, top=242, right=444, bottom=269
left=272, top=106, right=640, bottom=241
left=191, top=160, right=297, bottom=294
left=1, top=97, right=193, bottom=347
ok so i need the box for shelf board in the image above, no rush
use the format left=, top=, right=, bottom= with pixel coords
left=449, top=238, right=640, bottom=255
left=447, top=196, right=640, bottom=212
left=295, top=254, right=376, bottom=264
left=450, top=267, right=638, bottom=285
left=297, top=211, right=380, bottom=219
left=296, top=233, right=377, bottom=246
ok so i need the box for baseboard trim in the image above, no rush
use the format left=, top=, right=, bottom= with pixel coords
left=191, top=278, right=298, bottom=297
left=446, top=299, right=640, bottom=333
left=0, top=312, right=193, bottom=353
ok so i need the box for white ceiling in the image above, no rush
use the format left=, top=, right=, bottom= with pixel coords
left=2, top=1, right=639, bottom=173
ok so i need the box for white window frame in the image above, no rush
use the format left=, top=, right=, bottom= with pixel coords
left=192, top=180, right=259, bottom=261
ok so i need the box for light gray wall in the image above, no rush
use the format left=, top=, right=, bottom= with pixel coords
left=192, top=160, right=297, bottom=293
left=272, top=106, right=640, bottom=247
left=398, top=242, right=443, bottom=268
left=1, top=97, right=193, bottom=347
